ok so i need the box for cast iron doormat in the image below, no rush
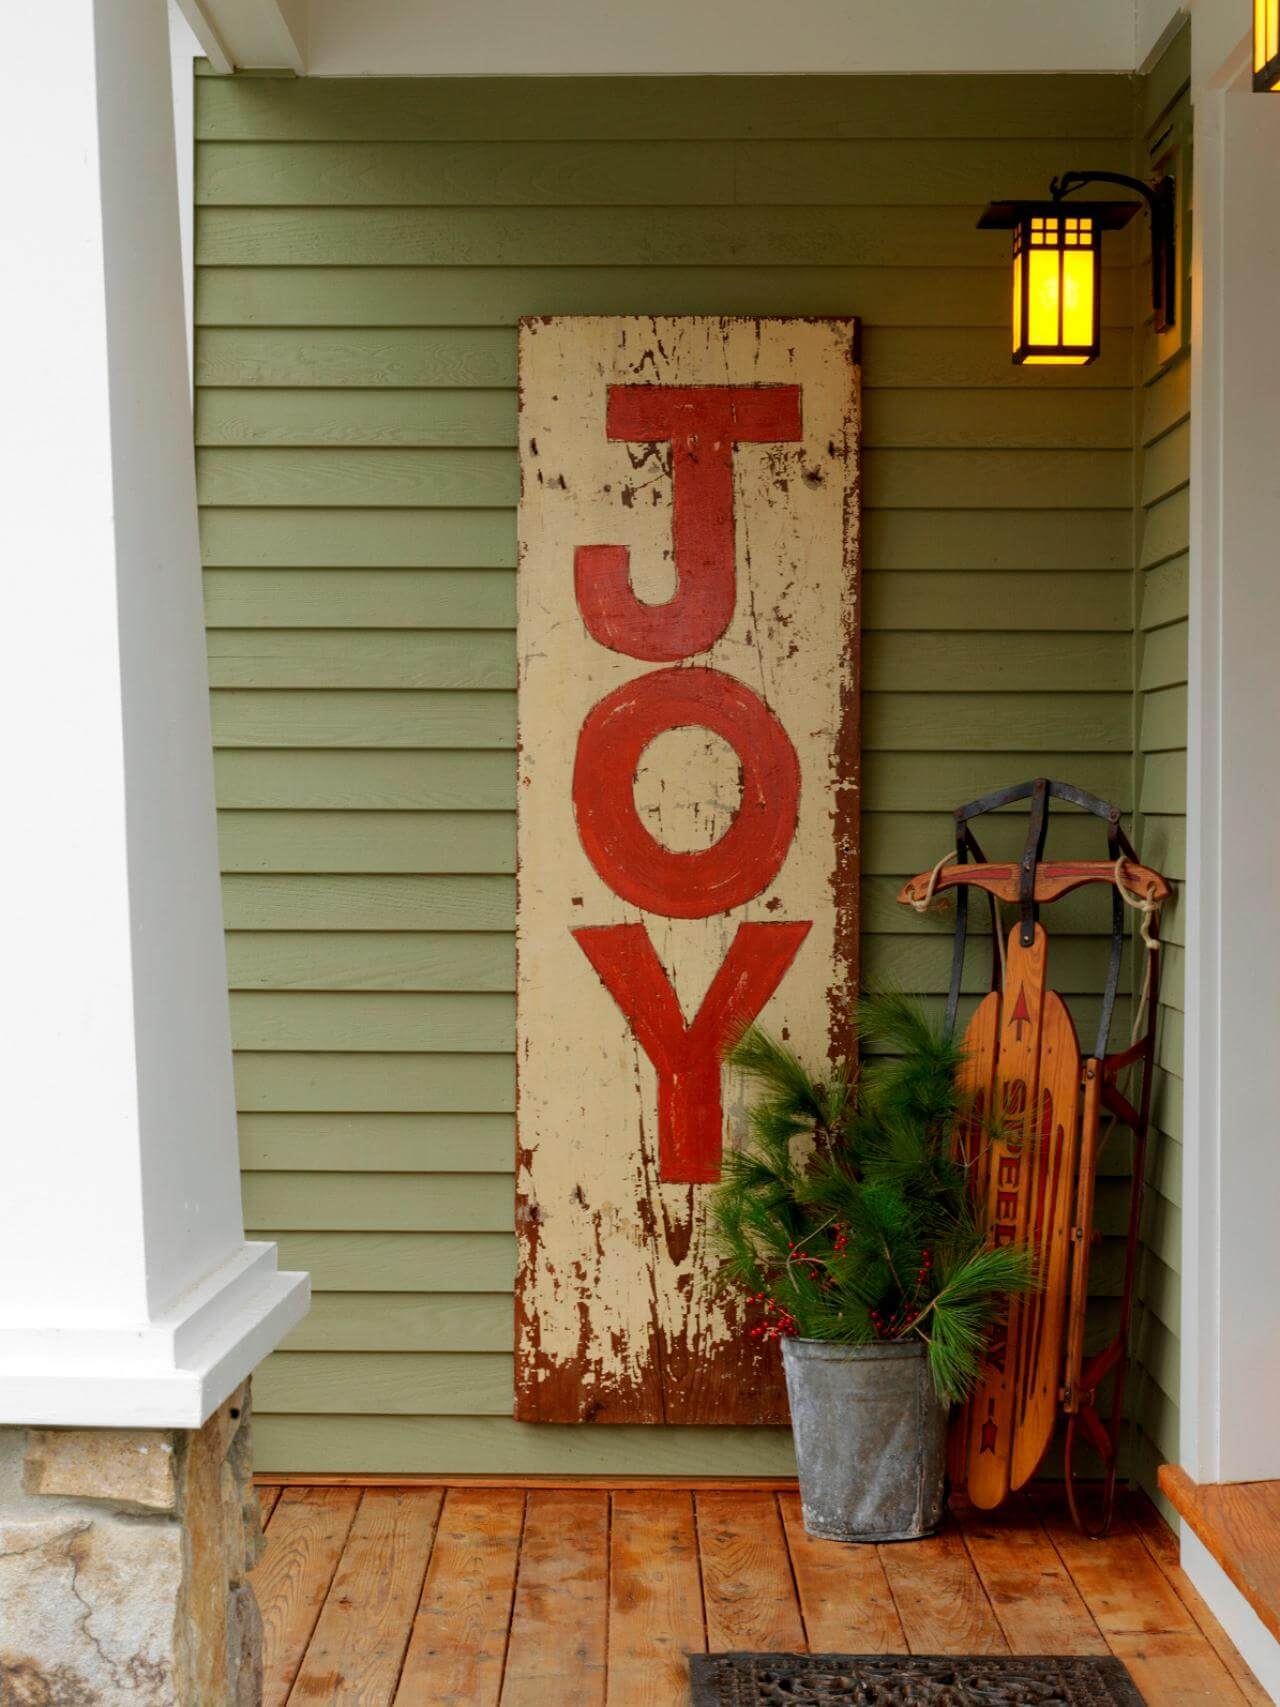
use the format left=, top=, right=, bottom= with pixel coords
left=689, top=1653, right=1145, bottom=1705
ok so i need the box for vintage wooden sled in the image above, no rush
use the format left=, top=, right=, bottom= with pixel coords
left=897, top=778, right=1172, bottom=1537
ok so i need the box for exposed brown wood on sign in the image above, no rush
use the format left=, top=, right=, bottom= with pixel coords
left=500, top=1490, right=609, bottom=1707
left=608, top=1490, right=707, bottom=1707
left=257, top=1483, right=283, bottom=1526
left=778, top=1491, right=907, bottom=1653
left=250, top=1483, right=1270, bottom=1704
left=516, top=316, right=860, bottom=1426
left=696, top=1489, right=807, bottom=1652
left=397, top=1488, right=524, bottom=1707
left=250, top=1486, right=361, bottom=1707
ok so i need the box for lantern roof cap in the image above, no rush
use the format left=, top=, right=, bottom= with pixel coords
left=978, top=199, right=1140, bottom=230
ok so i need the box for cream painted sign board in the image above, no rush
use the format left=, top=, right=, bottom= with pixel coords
left=516, top=316, right=860, bottom=1424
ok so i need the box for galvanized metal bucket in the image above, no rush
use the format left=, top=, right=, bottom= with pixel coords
left=781, top=1337, right=948, bottom=1542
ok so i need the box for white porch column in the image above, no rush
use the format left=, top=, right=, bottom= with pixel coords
left=0, top=0, right=307, bottom=1429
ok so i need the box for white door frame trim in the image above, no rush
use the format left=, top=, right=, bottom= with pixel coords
left=1184, top=5, right=1280, bottom=1490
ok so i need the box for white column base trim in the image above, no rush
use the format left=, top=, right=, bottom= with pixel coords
left=0, top=1243, right=309, bottom=1428
left=1181, top=1529, right=1280, bottom=1705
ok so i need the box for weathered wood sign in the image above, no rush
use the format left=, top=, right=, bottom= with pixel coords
left=516, top=317, right=860, bottom=1424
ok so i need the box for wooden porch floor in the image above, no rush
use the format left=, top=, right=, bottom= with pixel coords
left=250, top=1480, right=1268, bottom=1705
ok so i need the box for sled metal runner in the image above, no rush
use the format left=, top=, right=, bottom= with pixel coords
left=897, top=778, right=1172, bottom=1538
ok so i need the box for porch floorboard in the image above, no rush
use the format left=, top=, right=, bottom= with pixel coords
left=249, top=1480, right=1268, bottom=1705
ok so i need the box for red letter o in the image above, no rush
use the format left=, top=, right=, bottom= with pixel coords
left=572, top=667, right=800, bottom=919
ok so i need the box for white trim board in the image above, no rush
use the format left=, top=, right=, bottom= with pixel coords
left=1184, top=2, right=1280, bottom=1489
left=185, top=0, right=1181, bottom=76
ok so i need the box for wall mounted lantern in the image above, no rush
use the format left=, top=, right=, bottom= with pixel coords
left=1256, top=0, right=1280, bottom=89
left=979, top=171, right=1176, bottom=366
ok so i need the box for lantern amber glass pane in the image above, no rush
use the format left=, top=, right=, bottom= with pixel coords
left=1061, top=248, right=1095, bottom=347
left=1027, top=247, right=1062, bottom=349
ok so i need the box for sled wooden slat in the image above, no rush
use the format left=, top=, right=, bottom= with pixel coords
left=967, top=925, right=1047, bottom=1511
left=1011, top=991, right=1081, bottom=1488
left=948, top=989, right=1001, bottom=1487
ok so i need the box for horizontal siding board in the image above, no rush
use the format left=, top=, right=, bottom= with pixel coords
left=864, top=691, right=1132, bottom=752
left=250, top=1414, right=797, bottom=1475
left=195, top=203, right=1136, bottom=270
left=258, top=1230, right=516, bottom=1290
left=239, top=1113, right=515, bottom=1172
left=208, top=632, right=516, bottom=689
left=235, top=1051, right=516, bottom=1112
left=219, top=811, right=514, bottom=873
left=242, top=1172, right=513, bottom=1229
left=867, top=632, right=1130, bottom=690
left=860, top=577, right=1131, bottom=633
left=215, top=750, right=515, bottom=811
left=227, top=932, right=515, bottom=991
left=215, top=687, right=1131, bottom=755
left=231, top=991, right=515, bottom=1052
left=200, top=570, right=1133, bottom=638
left=1139, top=621, right=1188, bottom=692
left=1138, top=684, right=1188, bottom=754
left=222, top=873, right=513, bottom=931
left=204, top=570, right=516, bottom=630
left=281, top=1292, right=514, bottom=1352
left=201, top=506, right=1130, bottom=570
left=196, top=382, right=1135, bottom=453
left=200, top=507, right=517, bottom=567
left=1140, top=419, right=1190, bottom=507
left=211, top=689, right=516, bottom=750
left=195, top=73, right=1138, bottom=143
left=197, top=387, right=517, bottom=447
left=1138, top=488, right=1189, bottom=569
left=196, top=138, right=1135, bottom=209
left=1139, top=556, right=1188, bottom=630
left=197, top=445, right=1131, bottom=512
left=254, top=1351, right=514, bottom=1414
left=862, top=752, right=1132, bottom=812
left=1140, top=354, right=1190, bottom=446
left=197, top=315, right=1133, bottom=389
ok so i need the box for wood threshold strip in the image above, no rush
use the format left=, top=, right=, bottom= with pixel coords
left=1160, top=1463, right=1280, bottom=1646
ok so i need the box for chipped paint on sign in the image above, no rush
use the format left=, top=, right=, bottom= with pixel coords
left=516, top=316, right=860, bottom=1424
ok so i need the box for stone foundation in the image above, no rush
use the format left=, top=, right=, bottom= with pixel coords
left=0, top=1382, right=264, bottom=1705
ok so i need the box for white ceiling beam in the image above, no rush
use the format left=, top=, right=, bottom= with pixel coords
left=173, top=0, right=306, bottom=73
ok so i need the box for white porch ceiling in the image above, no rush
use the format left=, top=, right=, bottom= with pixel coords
left=175, top=0, right=1187, bottom=77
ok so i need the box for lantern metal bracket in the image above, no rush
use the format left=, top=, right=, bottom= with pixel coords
left=1051, top=170, right=1177, bottom=333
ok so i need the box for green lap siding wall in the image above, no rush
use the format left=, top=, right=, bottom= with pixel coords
left=194, top=67, right=1159, bottom=1475
left=1129, top=27, right=1192, bottom=1517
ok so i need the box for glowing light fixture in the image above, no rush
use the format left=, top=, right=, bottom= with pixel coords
left=980, top=172, right=1176, bottom=367
left=1256, top=0, right=1280, bottom=89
